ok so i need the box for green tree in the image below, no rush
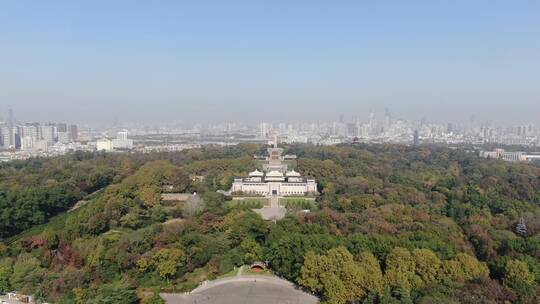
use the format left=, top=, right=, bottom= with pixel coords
left=0, top=258, right=13, bottom=292
left=299, top=251, right=327, bottom=293
left=266, top=231, right=343, bottom=281
left=299, top=247, right=373, bottom=304
left=356, top=251, right=384, bottom=293
left=42, top=228, right=59, bottom=249
left=145, top=291, right=166, bottom=304
left=503, top=259, right=535, bottom=299
left=384, top=247, right=421, bottom=291
left=10, top=254, right=45, bottom=293
left=152, top=248, right=186, bottom=280
left=239, top=237, right=263, bottom=264
left=0, top=242, right=7, bottom=256
left=412, top=248, right=442, bottom=286
left=87, top=281, right=138, bottom=304
left=321, top=274, right=348, bottom=304
left=73, top=287, right=88, bottom=304
left=440, top=253, right=489, bottom=282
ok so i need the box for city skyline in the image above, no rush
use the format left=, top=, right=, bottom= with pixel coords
left=3, top=105, right=540, bottom=127
left=3, top=105, right=540, bottom=164
left=1, top=1, right=539, bottom=124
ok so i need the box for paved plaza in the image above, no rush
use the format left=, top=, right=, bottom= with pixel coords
left=161, top=275, right=318, bottom=304
left=252, top=195, right=286, bottom=220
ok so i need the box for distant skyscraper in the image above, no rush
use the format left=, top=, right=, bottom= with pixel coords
left=69, top=125, right=78, bottom=141
left=117, top=130, right=128, bottom=141
left=368, top=110, right=375, bottom=134
left=447, top=123, right=454, bottom=134
left=332, top=122, right=347, bottom=137
left=13, top=128, right=21, bottom=149
left=1, top=127, right=11, bottom=148
left=520, top=125, right=527, bottom=138
left=8, top=108, right=13, bottom=125
left=57, top=131, right=69, bottom=143
left=347, top=123, right=356, bottom=136
left=40, top=125, right=56, bottom=143
left=21, top=136, right=34, bottom=151
left=413, top=130, right=420, bottom=145
left=384, top=108, right=392, bottom=130
left=56, top=123, right=67, bottom=133
left=112, top=130, right=133, bottom=149
left=259, top=122, right=269, bottom=139
left=1, top=126, right=19, bottom=149
left=5, top=108, right=15, bottom=148
left=21, top=124, right=39, bottom=140
left=517, top=125, right=523, bottom=136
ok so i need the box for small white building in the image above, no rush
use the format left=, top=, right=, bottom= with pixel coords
left=112, top=138, right=133, bottom=150
left=96, top=138, right=114, bottom=151
left=480, top=148, right=531, bottom=162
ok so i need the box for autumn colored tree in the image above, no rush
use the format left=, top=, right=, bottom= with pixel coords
left=154, top=248, right=186, bottom=279
left=137, top=248, right=186, bottom=281
left=356, top=251, right=384, bottom=293
left=299, top=247, right=382, bottom=303
left=441, top=253, right=489, bottom=282
left=412, top=248, right=442, bottom=286
left=503, top=259, right=535, bottom=299
left=384, top=247, right=422, bottom=291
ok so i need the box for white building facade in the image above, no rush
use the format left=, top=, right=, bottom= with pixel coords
left=96, top=138, right=114, bottom=151
left=231, top=144, right=318, bottom=196
left=480, top=148, right=539, bottom=162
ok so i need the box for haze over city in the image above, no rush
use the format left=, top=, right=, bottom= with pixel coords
left=1, top=1, right=539, bottom=124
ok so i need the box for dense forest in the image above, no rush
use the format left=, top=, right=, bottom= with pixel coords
left=1, top=144, right=540, bottom=303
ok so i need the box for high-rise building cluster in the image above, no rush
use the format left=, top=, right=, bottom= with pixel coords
left=254, top=111, right=540, bottom=147
left=2, top=107, right=540, bottom=162
left=0, top=109, right=79, bottom=151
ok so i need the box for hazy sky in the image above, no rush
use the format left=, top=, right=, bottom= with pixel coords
left=0, top=1, right=539, bottom=124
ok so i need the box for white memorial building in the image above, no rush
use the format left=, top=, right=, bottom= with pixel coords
left=231, top=144, right=317, bottom=196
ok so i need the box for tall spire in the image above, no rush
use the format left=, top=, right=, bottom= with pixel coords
left=273, top=134, right=278, bottom=148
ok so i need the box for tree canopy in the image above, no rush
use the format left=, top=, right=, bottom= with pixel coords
left=1, top=144, right=540, bottom=303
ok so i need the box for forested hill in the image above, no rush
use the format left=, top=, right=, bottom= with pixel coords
left=0, top=152, right=123, bottom=239
left=1, top=144, right=540, bottom=303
